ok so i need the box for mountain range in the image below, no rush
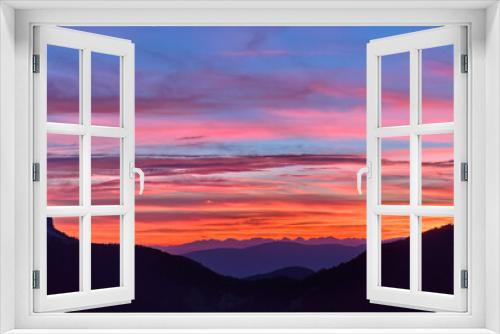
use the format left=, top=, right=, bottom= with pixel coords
left=182, top=242, right=365, bottom=278
left=46, top=218, right=453, bottom=312
left=157, top=236, right=365, bottom=255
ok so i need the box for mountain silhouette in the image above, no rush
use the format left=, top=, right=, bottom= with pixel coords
left=47, top=218, right=80, bottom=295
left=46, top=218, right=452, bottom=312
left=159, top=236, right=365, bottom=255
left=183, top=242, right=365, bottom=278
left=245, top=266, right=315, bottom=281
left=47, top=218, right=120, bottom=294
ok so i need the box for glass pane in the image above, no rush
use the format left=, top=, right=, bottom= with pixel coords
left=47, top=134, right=80, bottom=206
left=381, top=52, right=410, bottom=127
left=421, top=216, right=454, bottom=294
left=421, top=45, right=454, bottom=124
left=381, top=215, right=410, bottom=290
left=47, top=45, right=80, bottom=124
left=91, top=52, right=121, bottom=127
left=91, top=216, right=120, bottom=290
left=421, top=134, right=454, bottom=206
left=381, top=137, right=410, bottom=204
left=92, top=137, right=121, bottom=205
left=47, top=216, right=80, bottom=295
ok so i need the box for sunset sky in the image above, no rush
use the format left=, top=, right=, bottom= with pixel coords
left=46, top=26, right=454, bottom=246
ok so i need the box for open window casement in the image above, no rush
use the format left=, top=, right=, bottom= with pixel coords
left=33, top=26, right=140, bottom=312
left=362, top=26, right=468, bottom=312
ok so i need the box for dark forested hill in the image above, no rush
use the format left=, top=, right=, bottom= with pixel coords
left=46, top=218, right=452, bottom=312
left=245, top=266, right=315, bottom=281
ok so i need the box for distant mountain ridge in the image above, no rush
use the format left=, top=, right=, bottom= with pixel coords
left=182, top=241, right=365, bottom=278
left=157, top=236, right=365, bottom=255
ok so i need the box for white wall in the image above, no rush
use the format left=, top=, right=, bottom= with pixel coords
left=0, top=2, right=16, bottom=333
left=485, top=2, right=500, bottom=333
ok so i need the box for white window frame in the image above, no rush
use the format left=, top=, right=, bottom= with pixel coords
left=0, top=1, right=499, bottom=334
left=365, top=26, right=468, bottom=312
left=32, top=26, right=136, bottom=312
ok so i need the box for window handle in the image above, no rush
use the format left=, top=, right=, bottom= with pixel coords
left=356, top=163, right=371, bottom=195
left=130, top=162, right=145, bottom=195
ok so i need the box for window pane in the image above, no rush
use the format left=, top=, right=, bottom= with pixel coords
left=47, top=45, right=80, bottom=124
left=421, top=216, right=454, bottom=294
left=92, top=137, right=121, bottom=205
left=421, top=45, right=454, bottom=124
left=91, top=216, right=120, bottom=290
left=92, top=52, right=121, bottom=127
left=381, top=215, right=410, bottom=290
left=381, top=137, right=410, bottom=204
left=381, top=52, right=410, bottom=127
left=421, top=134, right=454, bottom=206
left=47, top=217, right=80, bottom=295
left=47, top=134, right=80, bottom=206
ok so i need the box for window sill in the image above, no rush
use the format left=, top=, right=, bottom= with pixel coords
left=4, top=329, right=497, bottom=334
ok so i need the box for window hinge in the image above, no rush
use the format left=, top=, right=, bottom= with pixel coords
left=32, top=270, right=40, bottom=289
left=461, top=162, right=468, bottom=182
left=32, top=163, right=40, bottom=182
left=32, top=54, right=40, bottom=73
left=461, top=54, right=468, bottom=73
left=461, top=269, right=468, bottom=289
